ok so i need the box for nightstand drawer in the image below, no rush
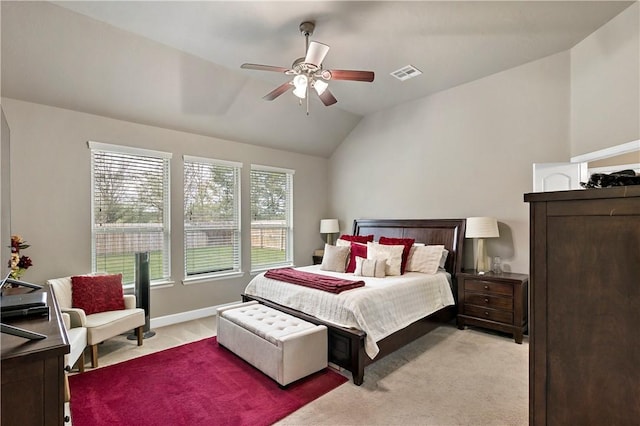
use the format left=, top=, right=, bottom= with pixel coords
left=464, top=293, right=513, bottom=311
left=464, top=305, right=513, bottom=324
left=465, top=279, right=514, bottom=296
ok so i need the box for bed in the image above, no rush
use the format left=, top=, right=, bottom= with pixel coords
left=242, top=218, right=466, bottom=385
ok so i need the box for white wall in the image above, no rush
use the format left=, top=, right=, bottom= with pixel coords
left=1, top=98, right=329, bottom=317
left=329, top=3, right=640, bottom=274
left=329, top=52, right=572, bottom=274
left=0, top=108, right=11, bottom=277
left=571, top=2, right=640, bottom=156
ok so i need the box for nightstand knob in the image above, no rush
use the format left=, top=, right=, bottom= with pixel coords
left=484, top=285, right=489, bottom=290
left=484, top=311, right=489, bottom=316
left=484, top=298, right=489, bottom=304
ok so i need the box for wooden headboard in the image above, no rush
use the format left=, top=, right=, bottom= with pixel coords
left=353, top=218, right=466, bottom=277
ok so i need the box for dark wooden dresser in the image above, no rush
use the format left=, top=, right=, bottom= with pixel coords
left=1, top=284, right=70, bottom=425
left=525, top=186, right=640, bottom=426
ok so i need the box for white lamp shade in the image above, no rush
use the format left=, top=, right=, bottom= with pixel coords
left=320, top=219, right=339, bottom=234
left=292, top=85, right=306, bottom=99
left=465, top=217, right=499, bottom=238
left=313, top=79, right=328, bottom=95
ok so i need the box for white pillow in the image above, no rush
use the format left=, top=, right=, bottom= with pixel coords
left=320, top=243, right=350, bottom=273
left=406, top=245, right=445, bottom=274
left=439, top=248, right=449, bottom=269
left=336, top=238, right=351, bottom=247
left=367, top=242, right=404, bottom=276
left=354, top=256, right=385, bottom=278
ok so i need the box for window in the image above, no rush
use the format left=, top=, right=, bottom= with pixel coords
left=250, top=165, right=294, bottom=271
left=89, top=142, right=171, bottom=285
left=184, top=156, right=241, bottom=279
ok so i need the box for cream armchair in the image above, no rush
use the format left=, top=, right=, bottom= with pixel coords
left=47, top=276, right=145, bottom=368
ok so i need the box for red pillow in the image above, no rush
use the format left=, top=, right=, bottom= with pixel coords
left=379, top=237, right=415, bottom=274
left=346, top=242, right=368, bottom=273
left=71, top=274, right=125, bottom=315
left=339, top=234, right=374, bottom=244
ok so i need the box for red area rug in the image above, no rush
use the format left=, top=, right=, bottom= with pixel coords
left=69, top=337, right=347, bottom=425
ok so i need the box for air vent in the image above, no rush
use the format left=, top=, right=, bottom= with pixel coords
left=390, top=65, right=422, bottom=81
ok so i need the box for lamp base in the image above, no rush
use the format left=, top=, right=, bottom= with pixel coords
left=475, top=238, right=489, bottom=273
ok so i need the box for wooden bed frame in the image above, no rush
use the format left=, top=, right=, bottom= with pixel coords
left=242, top=218, right=466, bottom=385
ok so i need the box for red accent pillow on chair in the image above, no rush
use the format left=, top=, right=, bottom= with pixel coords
left=71, top=274, right=125, bottom=315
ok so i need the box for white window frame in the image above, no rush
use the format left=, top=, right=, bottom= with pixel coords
left=183, top=155, right=242, bottom=282
left=250, top=164, right=294, bottom=272
left=89, top=141, right=172, bottom=287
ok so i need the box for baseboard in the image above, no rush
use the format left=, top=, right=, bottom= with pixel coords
left=150, top=300, right=242, bottom=329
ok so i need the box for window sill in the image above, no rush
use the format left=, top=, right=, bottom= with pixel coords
left=123, top=280, right=175, bottom=292
left=182, top=271, right=245, bottom=285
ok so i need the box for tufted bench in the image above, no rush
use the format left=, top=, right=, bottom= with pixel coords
left=216, top=301, right=328, bottom=386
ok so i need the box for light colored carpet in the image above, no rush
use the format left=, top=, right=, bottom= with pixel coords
left=69, top=319, right=528, bottom=425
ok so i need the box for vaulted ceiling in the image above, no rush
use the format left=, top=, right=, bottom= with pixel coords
left=1, top=1, right=634, bottom=157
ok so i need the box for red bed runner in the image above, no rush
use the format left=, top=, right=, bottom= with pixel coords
left=264, top=268, right=365, bottom=294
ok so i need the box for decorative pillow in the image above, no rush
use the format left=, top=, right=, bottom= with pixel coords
left=346, top=242, right=368, bottom=273
left=71, top=274, right=125, bottom=315
left=439, top=248, right=450, bottom=269
left=367, top=242, right=404, bottom=276
left=354, top=256, right=385, bottom=278
left=337, top=234, right=374, bottom=244
left=406, top=245, right=445, bottom=274
left=379, top=237, right=415, bottom=274
left=336, top=238, right=351, bottom=247
left=320, top=243, right=350, bottom=273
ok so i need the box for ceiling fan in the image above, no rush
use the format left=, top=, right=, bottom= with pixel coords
left=241, top=21, right=375, bottom=115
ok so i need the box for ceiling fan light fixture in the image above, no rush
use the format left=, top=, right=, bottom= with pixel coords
left=313, top=79, right=328, bottom=95
left=293, top=74, right=308, bottom=98
left=240, top=21, right=374, bottom=111
left=292, top=86, right=306, bottom=99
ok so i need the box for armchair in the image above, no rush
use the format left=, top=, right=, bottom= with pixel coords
left=47, top=276, right=145, bottom=368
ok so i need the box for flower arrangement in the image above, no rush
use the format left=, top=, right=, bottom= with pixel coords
left=8, top=235, right=33, bottom=279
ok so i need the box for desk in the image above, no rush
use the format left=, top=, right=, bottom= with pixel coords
left=1, top=284, right=69, bottom=425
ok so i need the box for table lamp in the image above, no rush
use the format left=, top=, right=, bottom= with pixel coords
left=465, top=217, right=499, bottom=274
left=320, top=219, right=340, bottom=245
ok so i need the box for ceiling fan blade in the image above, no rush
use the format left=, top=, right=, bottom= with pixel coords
left=241, top=63, right=290, bottom=73
left=326, top=69, right=375, bottom=82
left=304, top=41, right=330, bottom=67
left=317, top=88, right=337, bottom=106
left=263, top=81, right=292, bottom=101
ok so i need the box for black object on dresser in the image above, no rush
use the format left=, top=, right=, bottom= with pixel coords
left=456, top=270, right=528, bottom=344
left=525, top=186, right=640, bottom=426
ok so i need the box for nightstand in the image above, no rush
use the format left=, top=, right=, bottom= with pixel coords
left=457, top=270, right=528, bottom=344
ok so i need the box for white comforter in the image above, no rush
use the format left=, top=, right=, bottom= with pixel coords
left=244, top=265, right=455, bottom=358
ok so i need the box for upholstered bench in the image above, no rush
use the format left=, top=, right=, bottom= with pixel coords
left=217, top=301, right=328, bottom=386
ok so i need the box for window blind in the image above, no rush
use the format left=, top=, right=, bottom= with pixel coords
left=89, top=142, right=171, bottom=285
left=250, top=165, right=294, bottom=271
left=184, top=156, right=241, bottom=278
